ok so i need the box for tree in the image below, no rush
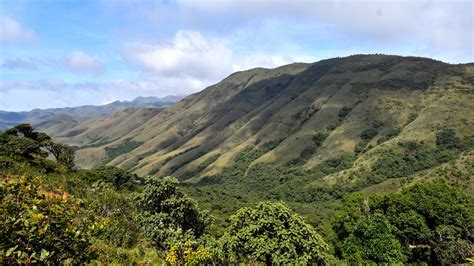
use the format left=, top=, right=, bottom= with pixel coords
left=4, top=127, right=18, bottom=136
left=13, top=124, right=34, bottom=138
left=341, top=213, right=405, bottom=264
left=378, top=181, right=474, bottom=264
left=90, top=165, right=139, bottom=189
left=45, top=142, right=75, bottom=169
left=3, top=136, right=41, bottom=158
left=30, top=132, right=51, bottom=144
left=135, top=176, right=209, bottom=250
left=224, top=201, right=329, bottom=265
left=334, top=182, right=474, bottom=264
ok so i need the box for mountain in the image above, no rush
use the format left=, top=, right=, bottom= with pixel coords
left=0, top=95, right=184, bottom=135
left=53, top=54, right=473, bottom=221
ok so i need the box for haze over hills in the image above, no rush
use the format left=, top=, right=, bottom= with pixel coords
left=0, top=95, right=184, bottom=134
left=52, top=54, right=473, bottom=201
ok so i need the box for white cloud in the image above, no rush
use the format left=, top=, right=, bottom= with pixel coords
left=0, top=15, right=36, bottom=43
left=174, top=0, right=473, bottom=62
left=122, top=30, right=233, bottom=80
left=65, top=51, right=105, bottom=75
left=121, top=30, right=294, bottom=95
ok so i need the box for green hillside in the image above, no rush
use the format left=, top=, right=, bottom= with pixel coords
left=1, top=119, right=472, bottom=264
left=55, top=55, right=473, bottom=203
left=4, top=54, right=472, bottom=264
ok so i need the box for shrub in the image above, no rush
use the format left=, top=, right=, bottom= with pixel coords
left=224, top=201, right=329, bottom=264
left=338, top=106, right=352, bottom=120
left=436, top=128, right=464, bottom=149
left=360, top=128, right=378, bottom=141
left=0, top=175, right=100, bottom=264
left=313, top=132, right=329, bottom=147
left=89, top=165, right=140, bottom=189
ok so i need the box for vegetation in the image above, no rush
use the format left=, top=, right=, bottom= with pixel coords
left=224, top=201, right=329, bottom=264
left=367, top=128, right=468, bottom=185
left=0, top=175, right=100, bottom=264
left=1, top=122, right=473, bottom=264
left=104, top=138, right=143, bottom=162
left=332, top=181, right=473, bottom=264
left=135, top=176, right=209, bottom=250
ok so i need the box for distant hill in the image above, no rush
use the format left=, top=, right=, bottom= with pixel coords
left=0, top=95, right=184, bottom=134
left=51, top=54, right=473, bottom=221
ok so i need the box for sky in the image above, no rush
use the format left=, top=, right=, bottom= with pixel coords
left=0, top=0, right=472, bottom=111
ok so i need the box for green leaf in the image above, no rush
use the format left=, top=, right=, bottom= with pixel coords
left=5, top=245, right=18, bottom=256
left=40, top=249, right=50, bottom=260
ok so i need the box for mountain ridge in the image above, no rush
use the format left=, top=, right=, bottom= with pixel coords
left=0, top=95, right=184, bottom=134
left=48, top=54, right=472, bottom=195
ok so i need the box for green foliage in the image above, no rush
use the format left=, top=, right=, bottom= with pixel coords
left=11, top=123, right=34, bottom=138
left=368, top=131, right=465, bottom=184
left=0, top=125, right=159, bottom=264
left=259, top=139, right=283, bottom=151
left=86, top=183, right=141, bottom=248
left=338, top=106, right=352, bottom=120
left=180, top=154, right=220, bottom=181
left=45, top=142, right=76, bottom=170
left=89, top=165, right=141, bottom=189
left=224, top=201, right=329, bottom=264
left=0, top=134, right=42, bottom=158
left=378, top=181, right=474, bottom=264
left=436, top=128, right=464, bottom=149
left=0, top=175, right=100, bottom=264
left=135, top=176, right=210, bottom=250
left=104, top=138, right=143, bottom=162
left=377, top=127, right=401, bottom=144
left=360, top=128, right=378, bottom=141
left=166, top=234, right=219, bottom=265
left=333, top=181, right=474, bottom=264
left=313, top=131, right=329, bottom=147
left=341, top=213, right=405, bottom=264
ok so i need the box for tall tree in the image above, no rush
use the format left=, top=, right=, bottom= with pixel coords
left=45, top=142, right=75, bottom=170
left=135, top=176, right=209, bottom=250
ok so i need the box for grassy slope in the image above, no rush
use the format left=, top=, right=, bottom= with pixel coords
left=52, top=55, right=473, bottom=225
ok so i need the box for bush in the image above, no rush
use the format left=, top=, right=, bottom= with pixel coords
left=436, top=128, right=464, bottom=149
left=89, top=165, right=140, bottom=189
left=360, top=128, right=378, bottom=141
left=313, top=132, right=329, bottom=147
left=0, top=175, right=100, bottom=264
left=338, top=106, right=352, bottom=120
left=224, top=201, right=329, bottom=264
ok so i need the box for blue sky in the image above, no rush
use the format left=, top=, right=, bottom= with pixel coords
left=0, top=0, right=472, bottom=111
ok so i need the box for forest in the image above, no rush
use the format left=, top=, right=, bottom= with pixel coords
left=1, top=123, right=473, bottom=264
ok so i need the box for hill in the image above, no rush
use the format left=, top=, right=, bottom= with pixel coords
left=2, top=54, right=473, bottom=264
left=53, top=54, right=473, bottom=222
left=0, top=95, right=183, bottom=135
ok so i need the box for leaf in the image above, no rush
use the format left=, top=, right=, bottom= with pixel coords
left=5, top=245, right=18, bottom=256
left=40, top=249, right=50, bottom=260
